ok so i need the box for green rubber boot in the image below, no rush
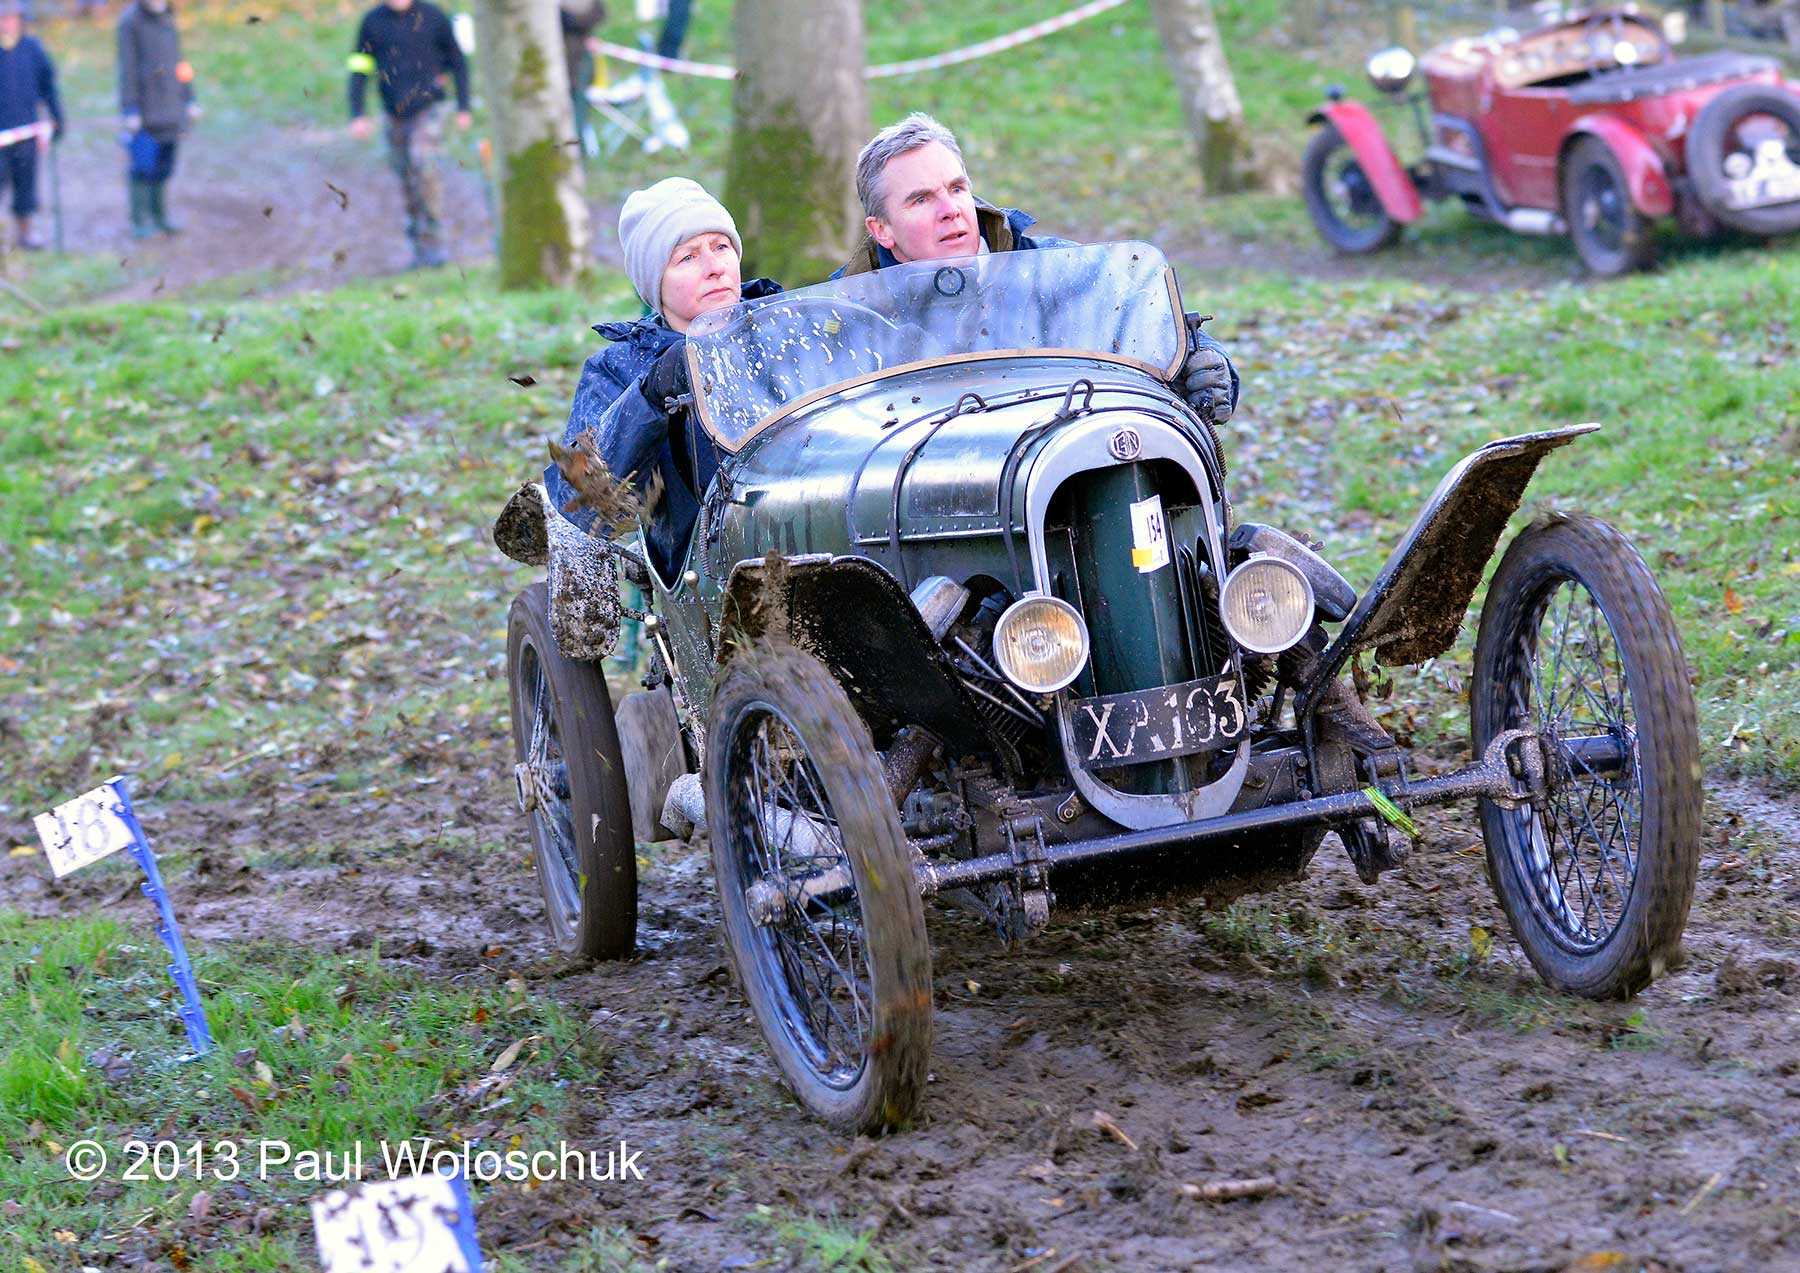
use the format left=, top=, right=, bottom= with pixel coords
left=148, top=182, right=181, bottom=235
left=128, top=179, right=156, bottom=240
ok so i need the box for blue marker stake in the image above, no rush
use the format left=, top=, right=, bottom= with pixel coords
left=443, top=1168, right=483, bottom=1272
left=104, top=777, right=213, bottom=1056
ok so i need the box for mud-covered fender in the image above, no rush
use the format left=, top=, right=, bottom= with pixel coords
left=1297, top=424, right=1601, bottom=719
left=1562, top=116, right=1675, bottom=217
left=1309, top=100, right=1424, bottom=223
left=493, top=482, right=622, bottom=662
left=718, top=552, right=988, bottom=752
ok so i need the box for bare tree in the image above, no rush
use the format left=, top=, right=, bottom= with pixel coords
left=1150, top=0, right=1255, bottom=194
left=474, top=0, right=592, bottom=288
left=725, top=0, right=869, bottom=283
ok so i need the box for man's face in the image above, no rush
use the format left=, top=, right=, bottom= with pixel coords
left=866, top=142, right=978, bottom=264
left=0, top=15, right=21, bottom=46
left=659, top=231, right=742, bottom=332
left=385, top=0, right=415, bottom=10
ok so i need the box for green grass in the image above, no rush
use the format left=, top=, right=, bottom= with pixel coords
left=0, top=912, right=584, bottom=1268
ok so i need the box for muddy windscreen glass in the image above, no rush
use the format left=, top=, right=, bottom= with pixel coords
left=684, top=241, right=1185, bottom=452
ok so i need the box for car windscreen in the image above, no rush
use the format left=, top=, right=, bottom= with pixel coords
left=684, top=241, right=1186, bottom=452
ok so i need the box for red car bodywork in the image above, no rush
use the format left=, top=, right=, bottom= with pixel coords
left=1310, top=8, right=1800, bottom=265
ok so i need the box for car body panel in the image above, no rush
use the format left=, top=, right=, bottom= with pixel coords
left=1312, top=99, right=1424, bottom=222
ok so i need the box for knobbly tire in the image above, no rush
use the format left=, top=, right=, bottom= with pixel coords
left=706, top=640, right=932, bottom=1132
left=617, top=687, right=685, bottom=843
left=1562, top=136, right=1657, bottom=276
left=507, top=583, right=637, bottom=959
left=1302, top=124, right=1403, bottom=254
left=1471, top=515, right=1700, bottom=999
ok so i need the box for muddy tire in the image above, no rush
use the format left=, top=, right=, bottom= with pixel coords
left=1687, top=84, right=1800, bottom=237
left=507, top=583, right=636, bottom=960
left=1471, top=515, right=1700, bottom=999
left=1562, top=136, right=1657, bottom=276
left=617, top=688, right=685, bottom=843
left=1302, top=124, right=1402, bottom=254
left=706, top=641, right=932, bottom=1132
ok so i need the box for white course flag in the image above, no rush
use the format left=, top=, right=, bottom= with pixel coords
left=312, top=1173, right=481, bottom=1273
left=35, top=781, right=137, bottom=878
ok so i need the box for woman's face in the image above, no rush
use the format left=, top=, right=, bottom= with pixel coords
left=659, top=232, right=741, bottom=332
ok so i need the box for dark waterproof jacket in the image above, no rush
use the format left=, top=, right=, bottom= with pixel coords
left=833, top=201, right=1238, bottom=415
left=0, top=35, right=62, bottom=134
left=117, top=3, right=191, bottom=141
left=546, top=278, right=782, bottom=581
left=348, top=0, right=470, bottom=122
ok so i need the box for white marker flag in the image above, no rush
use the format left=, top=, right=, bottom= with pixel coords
left=35, top=780, right=137, bottom=878
left=312, top=1172, right=481, bottom=1273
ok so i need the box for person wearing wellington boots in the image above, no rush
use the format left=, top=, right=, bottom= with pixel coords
left=117, top=0, right=196, bottom=238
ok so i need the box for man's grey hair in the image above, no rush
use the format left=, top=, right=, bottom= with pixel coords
left=855, top=113, right=964, bottom=220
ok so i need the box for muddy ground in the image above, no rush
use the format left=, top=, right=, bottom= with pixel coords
left=9, top=112, right=1800, bottom=1273
left=6, top=747, right=1798, bottom=1272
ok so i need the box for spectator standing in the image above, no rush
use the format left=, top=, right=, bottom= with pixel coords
left=0, top=0, right=62, bottom=250
left=560, top=0, right=604, bottom=160
left=347, top=0, right=471, bottom=270
left=117, top=0, right=196, bottom=238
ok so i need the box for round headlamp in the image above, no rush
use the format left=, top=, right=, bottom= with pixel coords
left=993, top=594, right=1089, bottom=694
left=1365, top=46, right=1416, bottom=94
left=1221, top=556, right=1315, bottom=655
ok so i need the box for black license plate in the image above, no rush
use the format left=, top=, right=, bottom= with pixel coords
left=1069, top=672, right=1248, bottom=769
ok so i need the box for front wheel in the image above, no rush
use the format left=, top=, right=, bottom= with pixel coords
left=1302, top=124, right=1403, bottom=254
left=1471, top=515, right=1700, bottom=998
left=706, top=641, right=933, bottom=1131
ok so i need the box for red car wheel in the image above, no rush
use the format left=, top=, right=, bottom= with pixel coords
left=1302, top=124, right=1402, bottom=254
left=1687, top=84, right=1800, bottom=237
left=1561, top=137, right=1657, bottom=277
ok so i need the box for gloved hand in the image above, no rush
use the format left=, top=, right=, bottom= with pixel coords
left=640, top=342, right=692, bottom=414
left=1180, top=343, right=1236, bottom=424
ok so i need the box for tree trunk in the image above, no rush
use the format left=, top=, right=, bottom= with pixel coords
left=474, top=0, right=591, bottom=289
left=725, top=0, right=869, bottom=284
left=1149, top=0, right=1255, bottom=195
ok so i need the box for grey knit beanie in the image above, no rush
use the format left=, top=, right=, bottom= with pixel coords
left=618, top=178, right=742, bottom=314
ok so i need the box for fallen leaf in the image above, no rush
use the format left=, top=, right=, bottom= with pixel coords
left=490, top=1038, right=528, bottom=1074
left=1724, top=587, right=1744, bottom=615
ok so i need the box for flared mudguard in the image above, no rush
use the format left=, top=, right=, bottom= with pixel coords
left=1562, top=116, right=1675, bottom=217
left=1309, top=100, right=1424, bottom=223
left=1296, top=424, right=1601, bottom=719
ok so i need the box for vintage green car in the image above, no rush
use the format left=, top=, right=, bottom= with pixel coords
left=495, top=242, right=1700, bottom=1132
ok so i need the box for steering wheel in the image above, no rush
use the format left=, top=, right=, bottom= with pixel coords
left=1583, top=10, right=1671, bottom=73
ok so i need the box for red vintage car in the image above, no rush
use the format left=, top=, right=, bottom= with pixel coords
left=1303, top=7, right=1800, bottom=273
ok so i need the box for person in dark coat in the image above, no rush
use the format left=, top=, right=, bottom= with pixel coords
left=839, top=112, right=1239, bottom=423
left=117, top=0, right=195, bottom=238
left=560, top=0, right=604, bottom=160
left=547, top=178, right=781, bottom=581
left=347, top=0, right=471, bottom=269
left=0, top=0, right=62, bottom=249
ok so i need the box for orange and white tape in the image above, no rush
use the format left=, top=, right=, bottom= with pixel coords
left=0, top=120, right=54, bottom=148
left=592, top=0, right=1131, bottom=81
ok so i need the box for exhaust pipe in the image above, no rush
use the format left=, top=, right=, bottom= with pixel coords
left=1503, top=208, right=1567, bottom=236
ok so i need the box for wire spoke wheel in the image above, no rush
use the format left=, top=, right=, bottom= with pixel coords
left=1562, top=136, right=1655, bottom=276
left=1472, top=516, right=1699, bottom=998
left=708, top=641, right=931, bottom=1131
left=506, top=583, right=636, bottom=959
left=1303, top=123, right=1402, bottom=254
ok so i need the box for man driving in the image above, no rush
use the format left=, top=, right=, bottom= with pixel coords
left=836, top=112, right=1238, bottom=425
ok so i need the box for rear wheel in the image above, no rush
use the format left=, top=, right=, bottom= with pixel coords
left=1302, top=124, right=1403, bottom=254
left=1471, top=516, right=1700, bottom=998
left=617, top=687, right=685, bottom=843
left=707, top=641, right=932, bottom=1131
left=1562, top=136, right=1656, bottom=276
left=507, top=583, right=637, bottom=959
